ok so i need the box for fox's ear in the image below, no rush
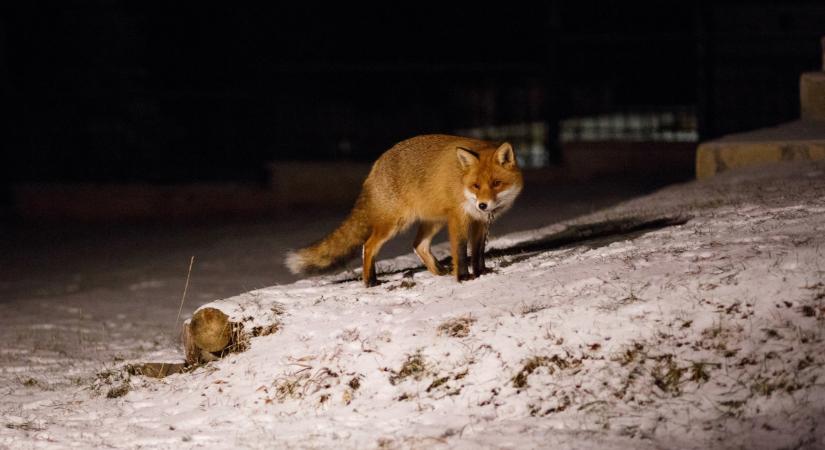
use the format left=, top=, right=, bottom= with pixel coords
left=495, top=142, right=516, bottom=168
left=456, top=147, right=479, bottom=170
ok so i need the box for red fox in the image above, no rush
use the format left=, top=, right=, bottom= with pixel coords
left=285, top=134, right=523, bottom=287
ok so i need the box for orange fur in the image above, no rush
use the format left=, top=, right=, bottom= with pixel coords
left=285, top=134, right=523, bottom=287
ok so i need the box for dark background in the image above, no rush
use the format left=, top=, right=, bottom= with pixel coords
left=1, top=2, right=824, bottom=206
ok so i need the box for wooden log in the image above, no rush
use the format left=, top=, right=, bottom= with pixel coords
left=189, top=307, right=231, bottom=353
left=129, top=309, right=235, bottom=377
left=182, top=319, right=220, bottom=366
left=181, top=294, right=285, bottom=366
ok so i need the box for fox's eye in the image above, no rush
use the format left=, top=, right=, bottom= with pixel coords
left=472, top=183, right=480, bottom=190
left=492, top=180, right=502, bottom=188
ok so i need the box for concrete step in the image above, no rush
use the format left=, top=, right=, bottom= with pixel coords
left=801, top=71, right=825, bottom=121
left=696, top=119, right=825, bottom=179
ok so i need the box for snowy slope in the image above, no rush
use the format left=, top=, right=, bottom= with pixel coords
left=3, top=161, right=825, bottom=449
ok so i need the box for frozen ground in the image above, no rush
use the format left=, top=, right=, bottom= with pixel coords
left=2, top=163, right=825, bottom=449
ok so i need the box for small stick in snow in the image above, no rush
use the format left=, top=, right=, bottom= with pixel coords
left=137, top=256, right=196, bottom=378
left=175, top=256, right=195, bottom=331
left=163, top=256, right=196, bottom=375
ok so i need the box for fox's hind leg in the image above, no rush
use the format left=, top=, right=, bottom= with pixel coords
left=362, top=223, right=395, bottom=287
left=413, top=221, right=447, bottom=276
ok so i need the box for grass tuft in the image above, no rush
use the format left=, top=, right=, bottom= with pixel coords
left=437, top=316, right=476, bottom=338
left=389, top=351, right=428, bottom=385
left=651, top=356, right=684, bottom=395
left=512, top=355, right=579, bottom=389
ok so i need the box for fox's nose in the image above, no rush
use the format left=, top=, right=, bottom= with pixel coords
left=478, top=202, right=488, bottom=211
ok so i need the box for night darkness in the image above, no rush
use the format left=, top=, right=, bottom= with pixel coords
left=1, top=2, right=824, bottom=217
left=4, top=3, right=556, bottom=185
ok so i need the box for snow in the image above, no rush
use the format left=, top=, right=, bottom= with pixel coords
left=3, top=161, right=825, bottom=449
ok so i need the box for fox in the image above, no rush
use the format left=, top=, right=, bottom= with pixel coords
left=285, top=134, right=523, bottom=287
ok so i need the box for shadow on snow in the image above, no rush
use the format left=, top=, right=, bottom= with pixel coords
left=331, top=215, right=691, bottom=284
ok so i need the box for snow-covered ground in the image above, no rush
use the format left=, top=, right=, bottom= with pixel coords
left=3, top=162, right=825, bottom=449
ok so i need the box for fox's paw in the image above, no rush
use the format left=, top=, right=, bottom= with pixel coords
left=419, top=258, right=448, bottom=276
left=363, top=276, right=383, bottom=288
left=455, top=273, right=477, bottom=282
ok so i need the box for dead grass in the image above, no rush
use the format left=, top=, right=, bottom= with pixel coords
left=389, top=351, right=428, bottom=385
left=21, top=377, right=40, bottom=387
left=426, top=376, right=450, bottom=392
left=800, top=305, right=817, bottom=317
left=751, top=372, right=803, bottom=397
left=90, top=366, right=133, bottom=399
left=512, top=355, right=580, bottom=389
left=437, top=316, right=476, bottom=338
left=520, top=302, right=550, bottom=315
left=274, top=377, right=303, bottom=401
left=698, top=320, right=744, bottom=354
left=271, top=366, right=341, bottom=402
left=386, top=279, right=417, bottom=290
left=689, top=361, right=717, bottom=383
left=610, top=341, right=719, bottom=400
left=106, top=382, right=130, bottom=399
left=385, top=351, right=470, bottom=400
left=5, top=420, right=46, bottom=431
left=530, top=395, right=571, bottom=416
left=651, top=356, right=685, bottom=395
left=612, top=342, right=646, bottom=366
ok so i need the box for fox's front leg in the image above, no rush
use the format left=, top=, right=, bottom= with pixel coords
left=469, top=220, right=489, bottom=276
left=447, top=213, right=471, bottom=281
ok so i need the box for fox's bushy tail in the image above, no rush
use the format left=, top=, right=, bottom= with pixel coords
left=285, top=197, right=371, bottom=274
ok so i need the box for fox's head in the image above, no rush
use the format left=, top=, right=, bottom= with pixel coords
left=457, top=142, right=523, bottom=222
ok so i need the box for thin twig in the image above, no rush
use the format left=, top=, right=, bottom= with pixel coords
left=159, top=256, right=195, bottom=377
left=175, top=256, right=196, bottom=330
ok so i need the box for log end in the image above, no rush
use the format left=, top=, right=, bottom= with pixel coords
left=189, top=307, right=232, bottom=353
